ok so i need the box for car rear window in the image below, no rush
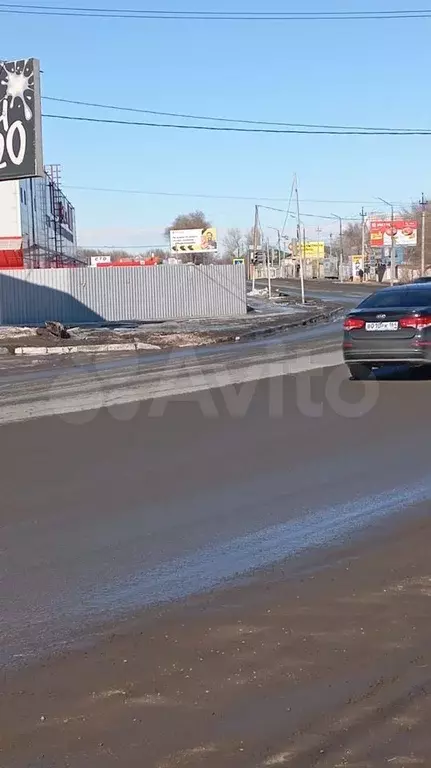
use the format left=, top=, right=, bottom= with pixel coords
left=359, top=288, right=431, bottom=308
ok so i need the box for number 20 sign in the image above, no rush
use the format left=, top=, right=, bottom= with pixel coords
left=0, top=58, right=43, bottom=181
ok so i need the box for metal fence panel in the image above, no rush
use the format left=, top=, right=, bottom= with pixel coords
left=0, top=264, right=247, bottom=325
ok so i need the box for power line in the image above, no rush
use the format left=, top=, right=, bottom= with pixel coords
left=43, top=96, right=426, bottom=133
left=64, top=184, right=408, bottom=206
left=43, top=112, right=431, bottom=135
left=4, top=4, right=431, bottom=16
left=256, top=204, right=360, bottom=221
left=1, top=4, right=431, bottom=19
left=281, top=180, right=295, bottom=238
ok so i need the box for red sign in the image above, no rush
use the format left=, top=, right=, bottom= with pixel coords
left=370, top=219, right=417, bottom=248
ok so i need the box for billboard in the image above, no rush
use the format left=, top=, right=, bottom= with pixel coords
left=0, top=58, right=43, bottom=181
left=351, top=254, right=365, bottom=277
left=300, top=241, right=325, bottom=259
left=369, top=219, right=417, bottom=248
left=170, top=228, right=217, bottom=253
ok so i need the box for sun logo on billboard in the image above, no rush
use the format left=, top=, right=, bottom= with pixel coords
left=0, top=59, right=34, bottom=122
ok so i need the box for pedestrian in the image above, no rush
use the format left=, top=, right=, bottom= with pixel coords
left=358, top=268, right=364, bottom=283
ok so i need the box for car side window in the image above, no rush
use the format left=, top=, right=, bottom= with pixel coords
left=359, top=290, right=407, bottom=308
left=403, top=289, right=431, bottom=307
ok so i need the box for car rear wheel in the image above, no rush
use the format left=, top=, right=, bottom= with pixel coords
left=348, top=363, right=373, bottom=380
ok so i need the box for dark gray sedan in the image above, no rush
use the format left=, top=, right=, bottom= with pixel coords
left=343, top=284, right=431, bottom=379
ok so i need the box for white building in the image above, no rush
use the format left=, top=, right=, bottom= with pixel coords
left=0, top=171, right=79, bottom=268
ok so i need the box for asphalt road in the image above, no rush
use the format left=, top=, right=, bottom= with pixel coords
left=0, top=317, right=343, bottom=425
left=256, top=277, right=378, bottom=306
left=2, top=283, right=431, bottom=766
left=1, top=356, right=431, bottom=666
left=0, top=276, right=368, bottom=426
left=0, top=281, right=425, bottom=665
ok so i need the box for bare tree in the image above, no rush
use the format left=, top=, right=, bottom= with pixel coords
left=332, top=222, right=362, bottom=257
left=223, top=228, right=244, bottom=260
left=164, top=210, right=212, bottom=241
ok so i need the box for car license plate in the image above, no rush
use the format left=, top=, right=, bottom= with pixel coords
left=365, top=321, right=399, bottom=331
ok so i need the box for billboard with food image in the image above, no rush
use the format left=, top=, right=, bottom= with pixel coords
left=369, top=219, right=417, bottom=248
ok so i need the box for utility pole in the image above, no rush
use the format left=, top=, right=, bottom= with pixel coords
left=329, top=232, right=333, bottom=258
left=339, top=217, right=344, bottom=282
left=268, top=226, right=282, bottom=269
left=361, top=206, right=366, bottom=263
left=331, top=214, right=344, bottom=282
left=252, top=204, right=259, bottom=291
left=377, top=197, right=395, bottom=286
left=303, top=227, right=307, bottom=284
left=266, top=240, right=272, bottom=298
left=294, top=173, right=305, bottom=304
left=420, top=193, right=427, bottom=277
left=316, top=226, right=322, bottom=261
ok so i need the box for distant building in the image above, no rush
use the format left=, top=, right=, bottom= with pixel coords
left=0, top=169, right=81, bottom=268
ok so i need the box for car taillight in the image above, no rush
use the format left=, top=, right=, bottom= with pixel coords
left=344, top=317, right=365, bottom=331
left=399, top=315, right=431, bottom=330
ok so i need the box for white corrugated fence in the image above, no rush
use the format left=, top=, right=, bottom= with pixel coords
left=0, top=264, right=247, bottom=325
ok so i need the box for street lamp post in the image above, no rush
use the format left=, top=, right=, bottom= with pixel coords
left=266, top=239, right=272, bottom=298
left=331, top=214, right=344, bottom=282
left=376, top=197, right=396, bottom=286
left=268, top=227, right=282, bottom=268
left=420, top=193, right=428, bottom=277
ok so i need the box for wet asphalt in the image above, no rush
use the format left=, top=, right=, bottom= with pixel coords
left=1, top=281, right=429, bottom=666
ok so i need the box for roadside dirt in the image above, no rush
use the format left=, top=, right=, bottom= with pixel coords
left=2, top=508, right=431, bottom=767
left=0, top=302, right=341, bottom=353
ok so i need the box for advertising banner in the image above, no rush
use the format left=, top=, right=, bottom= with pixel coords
left=300, top=241, right=325, bottom=259
left=0, top=58, right=43, bottom=181
left=369, top=219, right=417, bottom=248
left=351, top=254, right=365, bottom=277
left=170, top=228, right=218, bottom=253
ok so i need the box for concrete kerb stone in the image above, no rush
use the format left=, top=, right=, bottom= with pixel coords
left=235, top=306, right=343, bottom=342
left=13, top=342, right=161, bottom=357
left=5, top=306, right=343, bottom=357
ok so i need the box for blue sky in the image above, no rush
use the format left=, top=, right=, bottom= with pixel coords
left=3, top=0, right=431, bottom=249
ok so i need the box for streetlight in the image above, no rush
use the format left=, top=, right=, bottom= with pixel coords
left=376, top=196, right=395, bottom=286
left=268, top=227, right=282, bottom=267
left=419, top=193, right=427, bottom=277
left=331, top=214, right=344, bottom=282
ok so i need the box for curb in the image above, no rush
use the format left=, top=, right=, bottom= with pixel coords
left=13, top=342, right=161, bottom=356
left=234, top=306, right=343, bottom=342
left=5, top=308, right=343, bottom=357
